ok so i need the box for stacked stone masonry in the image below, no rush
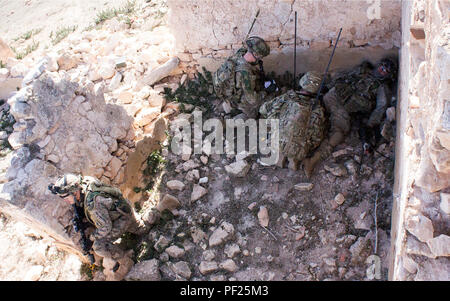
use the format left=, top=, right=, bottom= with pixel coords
left=390, top=0, right=450, bottom=281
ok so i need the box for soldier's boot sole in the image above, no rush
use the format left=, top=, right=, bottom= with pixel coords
left=303, top=152, right=321, bottom=179
left=277, top=155, right=286, bottom=168
left=288, top=158, right=299, bottom=171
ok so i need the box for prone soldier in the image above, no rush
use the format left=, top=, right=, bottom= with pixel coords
left=303, top=58, right=398, bottom=177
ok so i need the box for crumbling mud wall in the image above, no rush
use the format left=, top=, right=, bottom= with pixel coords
left=390, top=0, right=450, bottom=280
left=0, top=69, right=134, bottom=257
left=168, top=0, right=401, bottom=74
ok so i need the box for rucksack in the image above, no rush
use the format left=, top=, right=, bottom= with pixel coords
left=213, top=48, right=247, bottom=98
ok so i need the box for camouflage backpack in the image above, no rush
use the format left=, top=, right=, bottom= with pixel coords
left=82, top=177, right=132, bottom=224
left=213, top=48, right=247, bottom=98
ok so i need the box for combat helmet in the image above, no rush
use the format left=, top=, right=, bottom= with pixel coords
left=299, top=71, right=322, bottom=94
left=246, top=36, right=270, bottom=59
left=48, top=174, right=82, bottom=197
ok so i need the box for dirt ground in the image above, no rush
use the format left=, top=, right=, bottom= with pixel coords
left=129, top=106, right=396, bottom=281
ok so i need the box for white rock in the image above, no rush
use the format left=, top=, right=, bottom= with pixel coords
left=191, top=184, right=207, bottom=201
left=10, top=63, right=28, bottom=77
left=199, top=261, right=218, bottom=275
left=225, top=160, right=250, bottom=177
left=108, top=72, right=122, bottom=90
left=440, top=193, right=450, bottom=215
left=170, top=261, right=191, bottom=279
left=117, top=90, right=133, bottom=104
left=135, top=107, right=160, bottom=127
left=167, top=180, right=185, bottom=191
left=209, top=221, right=235, bottom=247
left=427, top=235, right=450, bottom=257
left=165, top=245, right=185, bottom=259
left=140, top=57, right=179, bottom=86
left=125, top=259, right=160, bottom=281
left=294, top=183, right=314, bottom=191
left=0, top=68, right=9, bottom=80
left=24, top=265, right=44, bottom=281
left=220, top=259, right=238, bottom=272
left=99, top=63, right=115, bottom=79
left=334, top=193, right=345, bottom=205
left=156, top=194, right=181, bottom=212
left=224, top=243, right=241, bottom=258
left=258, top=206, right=269, bottom=227
left=199, top=177, right=208, bottom=184
left=406, top=214, right=434, bottom=242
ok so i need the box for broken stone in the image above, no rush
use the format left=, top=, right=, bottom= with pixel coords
left=191, top=227, right=207, bottom=243
left=166, top=180, right=185, bottom=191
left=199, top=177, right=208, bottom=184
left=140, top=57, right=179, bottom=86
left=258, top=206, right=269, bottom=227
left=405, top=235, right=436, bottom=258
left=294, top=183, right=314, bottom=191
left=115, top=57, right=127, bottom=68
left=165, top=245, right=185, bottom=259
left=220, top=259, right=238, bottom=272
left=125, top=259, right=160, bottom=281
left=247, top=202, right=257, bottom=210
left=191, top=184, right=208, bottom=202
left=224, top=243, right=241, bottom=258
left=414, top=258, right=450, bottom=281
left=225, top=160, right=250, bottom=177
left=57, top=53, right=78, bottom=71
left=402, top=256, right=418, bottom=274
left=203, top=250, right=215, bottom=261
left=440, top=193, right=450, bottom=215
left=154, top=236, right=171, bottom=253
left=324, top=163, right=348, bottom=177
left=170, top=261, right=191, bottom=279
left=156, top=194, right=181, bottom=213
left=199, top=261, right=219, bottom=275
left=406, top=213, right=434, bottom=242
left=427, top=235, right=450, bottom=257
left=185, top=169, right=200, bottom=182
left=200, top=155, right=208, bottom=165
left=334, top=193, right=345, bottom=205
left=209, top=221, right=235, bottom=247
left=332, top=149, right=350, bottom=158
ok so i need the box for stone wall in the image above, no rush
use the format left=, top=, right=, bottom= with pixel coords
left=390, top=0, right=450, bottom=280
left=168, top=0, right=402, bottom=74
left=0, top=69, right=135, bottom=257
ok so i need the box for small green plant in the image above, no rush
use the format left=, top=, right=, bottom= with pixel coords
left=0, top=61, right=5, bottom=69
left=50, top=26, right=77, bottom=45
left=95, top=0, right=136, bottom=25
left=143, top=149, right=166, bottom=177
left=13, top=40, right=39, bottom=60
left=14, top=28, right=42, bottom=41
left=163, top=67, right=214, bottom=113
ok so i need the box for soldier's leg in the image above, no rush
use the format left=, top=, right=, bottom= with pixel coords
left=303, top=88, right=350, bottom=178
left=303, top=140, right=332, bottom=178
left=323, top=88, right=351, bottom=148
left=92, top=237, right=125, bottom=261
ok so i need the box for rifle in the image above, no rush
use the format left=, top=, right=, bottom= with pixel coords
left=244, top=9, right=260, bottom=42
left=72, top=201, right=96, bottom=267
left=314, top=28, right=343, bottom=108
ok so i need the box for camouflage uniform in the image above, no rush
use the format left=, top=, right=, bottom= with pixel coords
left=259, top=72, right=326, bottom=170
left=303, top=59, right=397, bottom=177
left=51, top=174, right=143, bottom=261
left=213, top=37, right=270, bottom=118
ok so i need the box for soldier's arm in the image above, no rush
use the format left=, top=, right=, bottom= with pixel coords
left=367, top=84, right=389, bottom=127
left=238, top=70, right=266, bottom=105
left=91, top=196, right=114, bottom=239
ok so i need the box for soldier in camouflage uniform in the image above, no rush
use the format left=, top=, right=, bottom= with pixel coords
left=50, top=174, right=146, bottom=273
left=213, top=36, right=270, bottom=118
left=303, top=58, right=398, bottom=177
left=259, top=71, right=326, bottom=170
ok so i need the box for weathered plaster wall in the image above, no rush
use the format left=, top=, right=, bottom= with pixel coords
left=168, top=0, right=402, bottom=74
left=390, top=0, right=450, bottom=280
